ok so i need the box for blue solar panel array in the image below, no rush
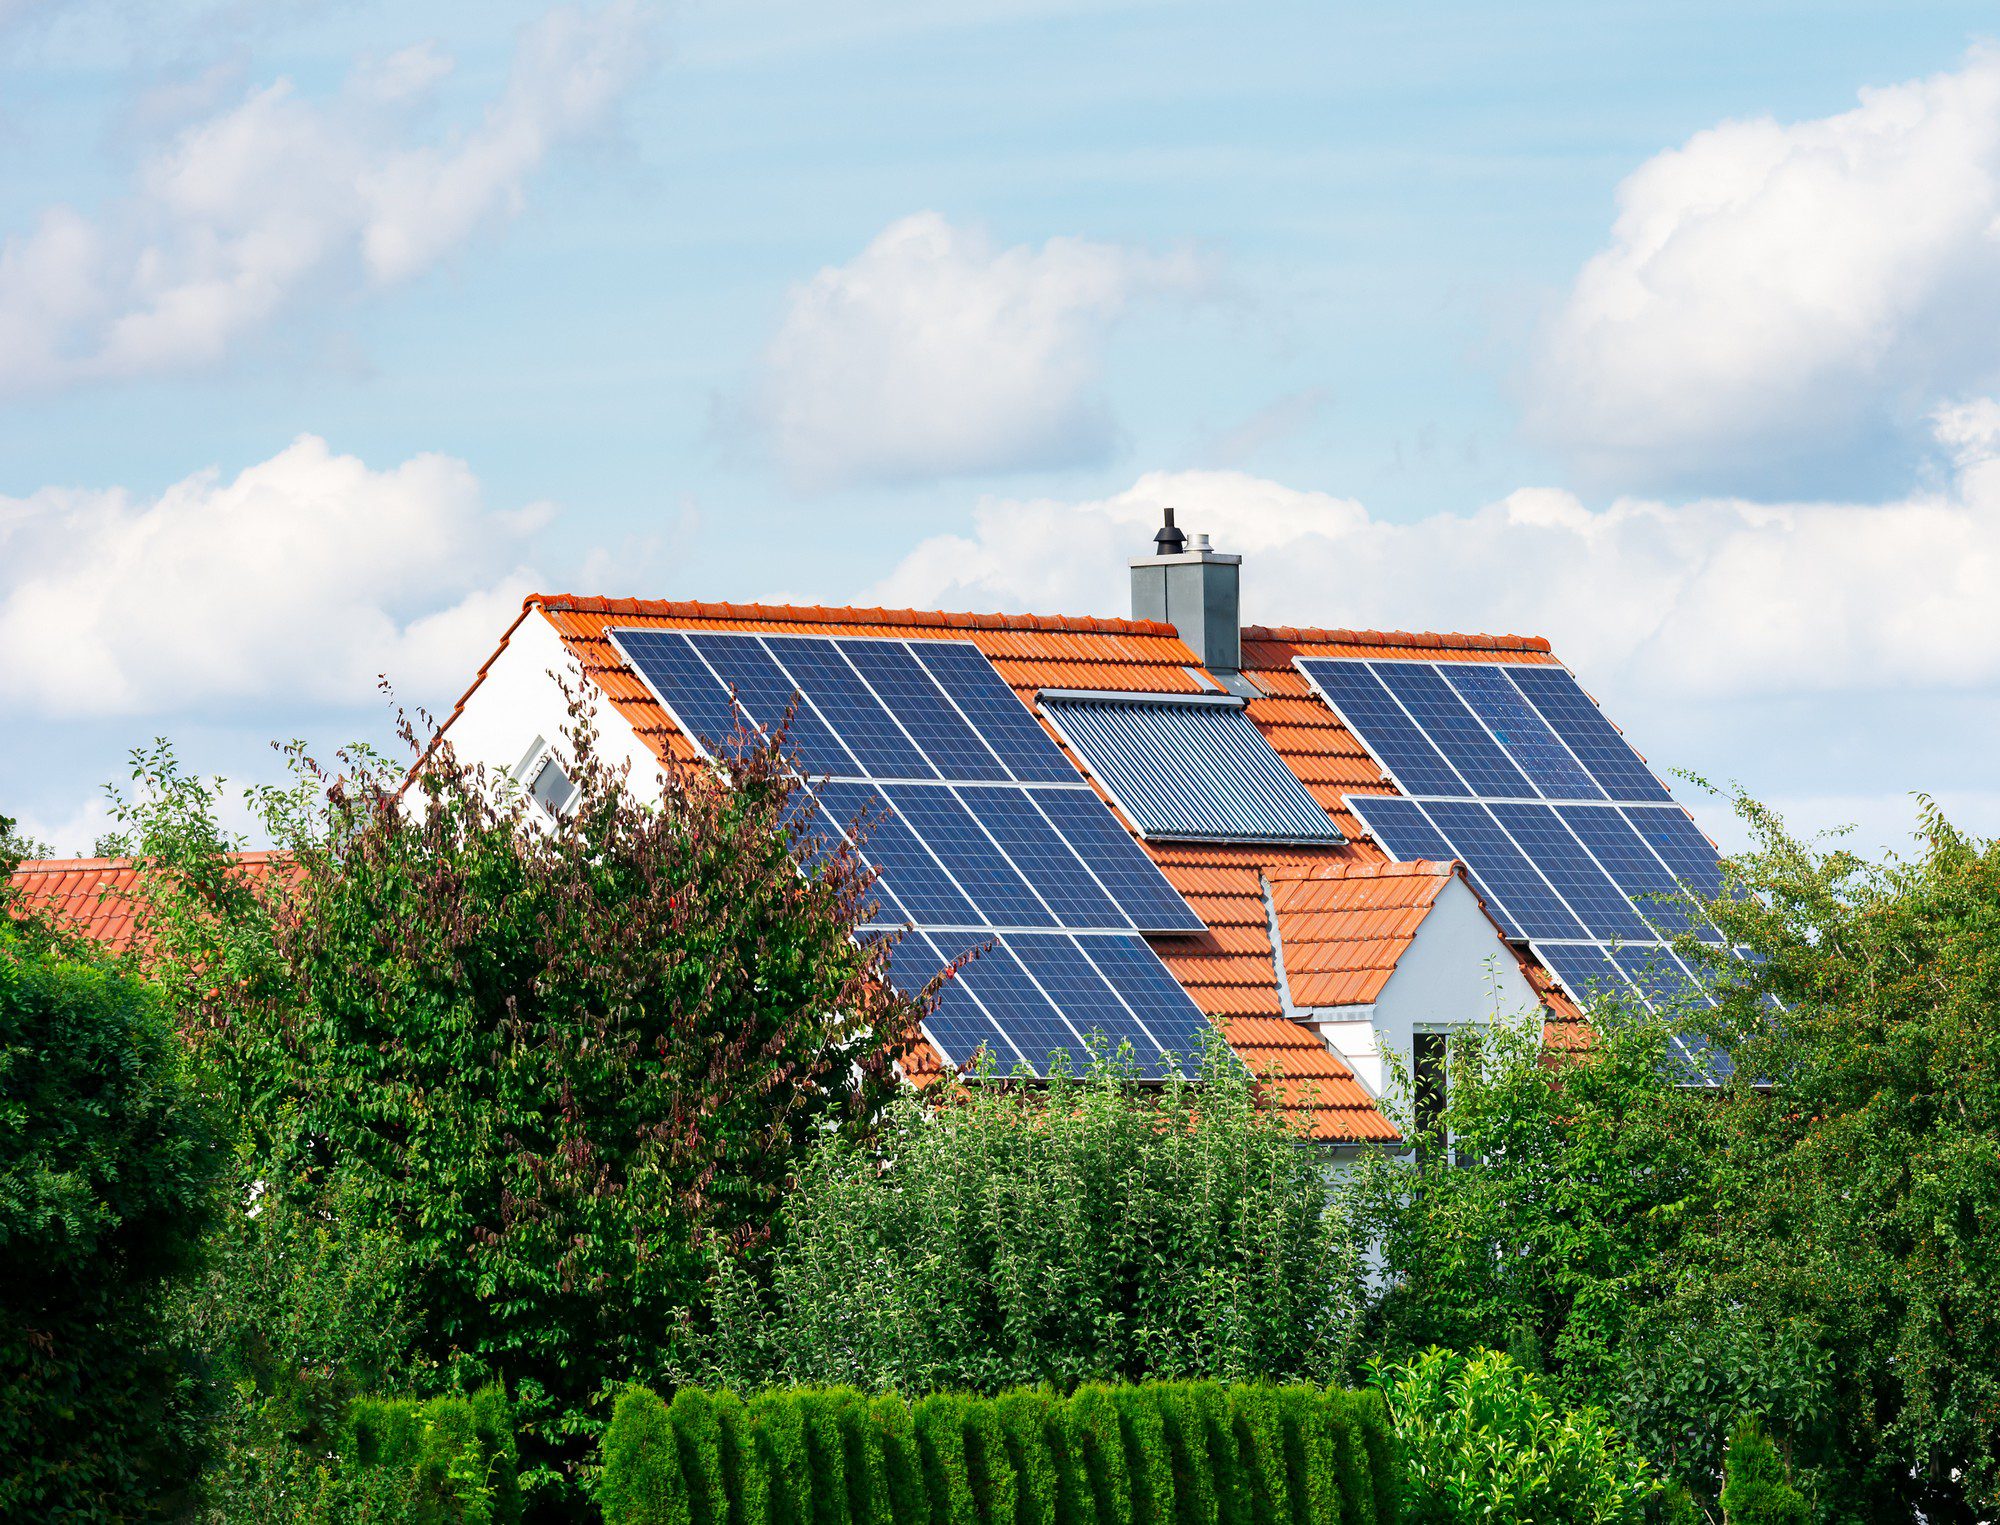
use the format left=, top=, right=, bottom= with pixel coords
left=1311, top=655, right=1736, bottom=1083
left=1039, top=694, right=1342, bottom=844
left=609, top=628, right=1212, bottom=1078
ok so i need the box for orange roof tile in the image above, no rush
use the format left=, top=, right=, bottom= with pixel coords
left=1265, top=860, right=1455, bottom=1010
left=6, top=853, right=283, bottom=952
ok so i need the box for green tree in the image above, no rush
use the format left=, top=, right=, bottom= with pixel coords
left=0, top=919, right=223, bottom=1521
left=129, top=699, right=926, bottom=1518
left=1717, top=1420, right=1807, bottom=1525
left=707, top=1035, right=1361, bottom=1392
left=1374, top=1347, right=1654, bottom=1525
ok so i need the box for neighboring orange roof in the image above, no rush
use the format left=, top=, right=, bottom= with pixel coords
left=423, top=592, right=1591, bottom=1143
left=5, top=853, right=283, bottom=952
left=1267, top=859, right=1458, bottom=1010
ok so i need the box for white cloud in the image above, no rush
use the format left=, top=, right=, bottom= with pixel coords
left=0, top=435, right=546, bottom=716
left=747, top=212, right=1209, bottom=489
left=869, top=408, right=2000, bottom=704
left=0, top=1, right=654, bottom=392
left=1529, top=46, right=2000, bottom=490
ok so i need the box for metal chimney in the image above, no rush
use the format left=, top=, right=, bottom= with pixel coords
left=1129, top=507, right=1242, bottom=673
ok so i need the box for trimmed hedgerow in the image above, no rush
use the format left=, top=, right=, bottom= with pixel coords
left=346, top=1384, right=525, bottom=1524
left=754, top=1391, right=814, bottom=1525
left=1047, top=1384, right=1101, bottom=1525
left=800, top=1391, right=851, bottom=1525
left=1274, top=1388, right=1340, bottom=1525
left=600, top=1382, right=1398, bottom=1525
left=870, top=1392, right=929, bottom=1525
left=1345, top=1389, right=1399, bottom=1525
left=994, top=1389, right=1058, bottom=1525
left=1113, top=1385, right=1178, bottom=1525
left=673, top=1387, right=730, bottom=1525
left=964, top=1396, right=1020, bottom=1525
left=1321, top=1391, right=1378, bottom=1525
left=1071, top=1385, right=1136, bottom=1525
left=1228, top=1386, right=1290, bottom=1525
left=832, top=1388, right=893, bottom=1525
left=915, top=1393, right=979, bottom=1525
left=601, top=1387, right=690, bottom=1525
left=716, top=1391, right=772, bottom=1525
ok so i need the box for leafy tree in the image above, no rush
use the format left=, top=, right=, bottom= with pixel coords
left=124, top=700, right=927, bottom=1518
left=1686, top=799, right=2000, bottom=1521
left=1373, top=1347, right=1655, bottom=1525
left=707, top=1037, right=1362, bottom=1392
left=0, top=918, right=223, bottom=1521
left=1717, top=1420, right=1807, bottom=1525
left=1, top=811, right=52, bottom=870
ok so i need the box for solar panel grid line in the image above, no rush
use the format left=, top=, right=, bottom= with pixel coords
left=912, top=931, right=1034, bottom=1072
left=1026, top=787, right=1208, bottom=934
left=683, top=632, right=866, bottom=779
left=890, top=638, right=1026, bottom=783
left=1437, top=663, right=1605, bottom=802
left=839, top=639, right=1015, bottom=782
left=1422, top=799, right=1590, bottom=941
left=1486, top=800, right=1653, bottom=942
left=758, top=635, right=939, bottom=780
left=910, top=642, right=1079, bottom=784
left=1504, top=665, right=1673, bottom=803
left=1294, top=659, right=1472, bottom=798
left=1033, top=698, right=1184, bottom=839
left=1342, top=793, right=1527, bottom=935
left=1367, top=662, right=1539, bottom=800
left=958, top=784, right=1135, bottom=930
left=606, top=629, right=748, bottom=762
left=817, top=780, right=983, bottom=928
left=1011, top=933, right=1172, bottom=1064
left=882, top=782, right=1061, bottom=929
left=951, top=937, right=1098, bottom=1068
left=1074, top=935, right=1214, bottom=1066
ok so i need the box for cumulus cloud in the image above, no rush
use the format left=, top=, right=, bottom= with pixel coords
left=0, top=1, right=654, bottom=392
left=746, top=212, right=1209, bottom=489
left=0, top=435, right=546, bottom=716
left=870, top=409, right=2000, bottom=704
left=1529, top=45, right=2000, bottom=492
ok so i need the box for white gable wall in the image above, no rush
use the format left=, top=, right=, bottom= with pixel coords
left=1312, top=876, right=1542, bottom=1099
left=442, top=613, right=663, bottom=803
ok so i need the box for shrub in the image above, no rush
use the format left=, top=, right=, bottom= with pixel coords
left=1320, top=1391, right=1380, bottom=1525
left=715, top=1392, right=770, bottom=1525
left=1072, top=1385, right=1136, bottom=1525
left=671, top=1388, right=729, bottom=1525
left=1374, top=1349, right=1652, bottom=1525
left=1151, top=1384, right=1218, bottom=1525
left=799, top=1392, right=851, bottom=1525
left=600, top=1388, right=688, bottom=1525
left=754, top=1391, right=814, bottom=1525
left=868, top=1392, right=927, bottom=1525
left=832, top=1389, right=893, bottom=1525
left=915, top=1393, right=978, bottom=1525
left=964, top=1397, right=1019, bottom=1525
left=1274, top=1389, right=1338, bottom=1525
left=0, top=924, right=222, bottom=1522
left=1046, top=1385, right=1100, bottom=1525
left=1114, top=1385, right=1178, bottom=1525
left=1718, top=1421, right=1809, bottom=1525
left=994, top=1389, right=1058, bottom=1525
left=1228, top=1387, right=1289, bottom=1525
left=709, top=1038, right=1361, bottom=1393
left=347, top=1384, right=524, bottom=1524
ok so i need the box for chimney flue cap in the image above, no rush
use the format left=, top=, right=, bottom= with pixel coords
left=1153, top=507, right=1187, bottom=556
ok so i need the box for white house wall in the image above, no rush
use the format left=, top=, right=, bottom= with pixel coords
left=1373, top=875, right=1542, bottom=1051
left=442, top=613, right=663, bottom=802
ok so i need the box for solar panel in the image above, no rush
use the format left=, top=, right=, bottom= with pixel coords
left=610, top=627, right=1210, bottom=1076
left=1295, top=660, right=1470, bottom=797
left=1304, top=654, right=1735, bottom=1083
left=1040, top=694, right=1341, bottom=844
left=1505, top=665, right=1672, bottom=802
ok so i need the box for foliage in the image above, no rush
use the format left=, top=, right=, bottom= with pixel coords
left=1374, top=1348, right=1654, bottom=1525
left=169, top=1163, right=424, bottom=1521
left=1716, top=1421, right=1807, bottom=1525
left=346, top=1384, right=525, bottom=1524
left=598, top=1383, right=1399, bottom=1525
left=1688, top=798, right=2000, bottom=1519
left=0, top=811, right=51, bottom=871
left=708, top=1037, right=1360, bottom=1393
left=110, top=697, right=926, bottom=1516
left=0, top=920, right=222, bottom=1522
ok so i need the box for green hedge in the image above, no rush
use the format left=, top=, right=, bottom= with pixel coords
left=601, top=1384, right=1399, bottom=1525
left=346, top=1383, right=524, bottom=1523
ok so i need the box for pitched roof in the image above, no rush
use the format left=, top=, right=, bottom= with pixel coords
left=5, top=853, right=283, bottom=951
left=433, top=593, right=1588, bottom=1141
left=1266, top=859, right=1458, bottom=1010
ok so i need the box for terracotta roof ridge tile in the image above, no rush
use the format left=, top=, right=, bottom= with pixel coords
left=11, top=849, right=284, bottom=875
left=1264, top=858, right=1455, bottom=883
left=1242, top=623, right=1553, bottom=653
left=528, top=592, right=1181, bottom=639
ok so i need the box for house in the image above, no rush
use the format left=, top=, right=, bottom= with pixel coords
left=429, top=512, right=1722, bottom=1151
left=10, top=514, right=1725, bottom=1149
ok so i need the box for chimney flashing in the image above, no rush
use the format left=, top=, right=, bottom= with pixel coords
left=1127, top=548, right=1242, bottom=569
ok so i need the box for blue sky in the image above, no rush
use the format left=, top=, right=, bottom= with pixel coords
left=3, top=0, right=1997, bottom=857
